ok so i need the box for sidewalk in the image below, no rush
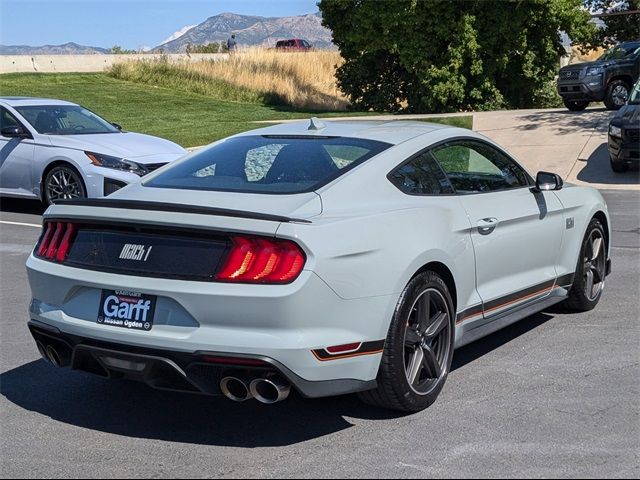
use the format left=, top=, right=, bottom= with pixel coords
left=473, top=107, right=639, bottom=191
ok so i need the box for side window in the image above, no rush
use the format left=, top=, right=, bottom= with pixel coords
left=432, top=141, right=529, bottom=193
left=389, top=152, right=455, bottom=195
left=0, top=107, right=21, bottom=130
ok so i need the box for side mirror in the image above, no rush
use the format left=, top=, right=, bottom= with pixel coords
left=111, top=123, right=122, bottom=131
left=532, top=171, right=563, bottom=192
left=1, top=126, right=30, bottom=139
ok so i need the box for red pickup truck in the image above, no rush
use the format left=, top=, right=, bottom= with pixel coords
left=275, top=39, right=312, bottom=51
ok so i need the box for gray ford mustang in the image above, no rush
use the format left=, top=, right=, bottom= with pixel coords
left=26, top=119, right=611, bottom=412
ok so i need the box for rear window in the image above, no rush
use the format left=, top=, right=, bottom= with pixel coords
left=144, top=135, right=391, bottom=194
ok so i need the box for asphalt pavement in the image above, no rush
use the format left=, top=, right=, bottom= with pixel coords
left=0, top=190, right=638, bottom=479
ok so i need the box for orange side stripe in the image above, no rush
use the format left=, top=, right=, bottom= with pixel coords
left=311, top=349, right=384, bottom=362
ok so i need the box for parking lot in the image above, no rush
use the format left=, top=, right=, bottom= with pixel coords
left=1, top=108, right=639, bottom=478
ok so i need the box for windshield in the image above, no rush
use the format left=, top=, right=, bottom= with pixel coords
left=630, top=82, right=640, bottom=105
left=598, top=44, right=640, bottom=61
left=145, top=135, right=391, bottom=194
left=14, top=105, right=119, bottom=135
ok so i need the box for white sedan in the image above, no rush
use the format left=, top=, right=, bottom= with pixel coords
left=25, top=119, right=611, bottom=412
left=0, top=97, right=186, bottom=205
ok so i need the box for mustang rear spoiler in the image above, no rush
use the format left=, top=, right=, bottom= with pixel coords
left=53, top=198, right=312, bottom=224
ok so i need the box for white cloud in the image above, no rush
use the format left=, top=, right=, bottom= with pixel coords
left=161, top=25, right=197, bottom=45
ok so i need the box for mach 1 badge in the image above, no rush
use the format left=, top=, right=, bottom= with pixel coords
left=97, top=290, right=157, bottom=331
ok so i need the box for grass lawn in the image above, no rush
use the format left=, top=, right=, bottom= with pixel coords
left=0, top=73, right=472, bottom=147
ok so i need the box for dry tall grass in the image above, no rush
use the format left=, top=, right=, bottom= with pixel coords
left=111, top=49, right=348, bottom=111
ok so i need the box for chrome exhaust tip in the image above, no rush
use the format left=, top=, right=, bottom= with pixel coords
left=249, top=377, right=291, bottom=405
left=220, top=376, right=253, bottom=402
left=36, top=341, right=49, bottom=362
left=45, top=345, right=63, bottom=367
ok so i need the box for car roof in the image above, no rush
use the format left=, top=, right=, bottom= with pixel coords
left=0, top=97, right=79, bottom=107
left=238, top=119, right=453, bottom=146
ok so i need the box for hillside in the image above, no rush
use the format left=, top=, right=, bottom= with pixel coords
left=154, top=12, right=334, bottom=52
left=0, top=42, right=108, bottom=55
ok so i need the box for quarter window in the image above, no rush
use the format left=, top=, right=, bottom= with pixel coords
left=0, top=107, right=21, bottom=131
left=431, top=141, right=529, bottom=193
left=389, top=152, right=455, bottom=195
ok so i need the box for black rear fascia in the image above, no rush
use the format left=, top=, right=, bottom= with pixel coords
left=39, top=220, right=233, bottom=282
left=53, top=198, right=312, bottom=224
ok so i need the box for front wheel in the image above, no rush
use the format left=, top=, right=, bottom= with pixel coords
left=561, top=218, right=607, bottom=312
left=604, top=80, right=630, bottom=110
left=43, top=165, right=87, bottom=206
left=563, top=99, right=590, bottom=111
left=358, top=271, right=455, bottom=412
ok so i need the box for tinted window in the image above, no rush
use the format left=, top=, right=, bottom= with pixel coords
left=0, top=107, right=21, bottom=130
left=389, top=153, right=454, bottom=195
left=145, top=136, right=391, bottom=194
left=14, top=105, right=119, bottom=135
left=432, top=141, right=529, bottom=193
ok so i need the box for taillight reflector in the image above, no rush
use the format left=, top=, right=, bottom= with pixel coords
left=216, top=236, right=306, bottom=284
left=36, top=222, right=78, bottom=263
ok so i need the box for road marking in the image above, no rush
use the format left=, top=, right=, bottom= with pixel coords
left=0, top=220, right=42, bottom=229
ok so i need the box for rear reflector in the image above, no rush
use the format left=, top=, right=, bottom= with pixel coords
left=326, top=343, right=362, bottom=355
left=216, top=236, right=306, bottom=284
left=36, top=222, right=78, bottom=263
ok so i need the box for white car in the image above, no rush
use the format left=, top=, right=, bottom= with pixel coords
left=0, top=97, right=186, bottom=205
left=26, top=119, right=611, bottom=412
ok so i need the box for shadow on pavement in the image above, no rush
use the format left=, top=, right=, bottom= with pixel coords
left=576, top=143, right=640, bottom=185
left=514, top=108, right=614, bottom=136
left=452, top=311, right=554, bottom=371
left=1, top=311, right=556, bottom=447
left=0, top=197, right=46, bottom=216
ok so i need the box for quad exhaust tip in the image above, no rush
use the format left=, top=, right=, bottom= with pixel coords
left=250, top=377, right=291, bottom=404
left=220, top=376, right=253, bottom=402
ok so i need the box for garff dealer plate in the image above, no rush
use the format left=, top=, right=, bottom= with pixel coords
left=97, top=290, right=157, bottom=331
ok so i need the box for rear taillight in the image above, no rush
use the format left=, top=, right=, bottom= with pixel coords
left=35, top=222, right=78, bottom=263
left=216, top=236, right=306, bottom=284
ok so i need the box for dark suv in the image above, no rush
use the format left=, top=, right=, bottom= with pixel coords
left=558, top=41, right=640, bottom=111
left=608, top=80, right=640, bottom=172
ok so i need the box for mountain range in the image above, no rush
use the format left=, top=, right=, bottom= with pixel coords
left=0, top=12, right=334, bottom=55
left=154, top=12, right=334, bottom=52
left=0, top=42, right=109, bottom=55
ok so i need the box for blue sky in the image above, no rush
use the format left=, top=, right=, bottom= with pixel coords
left=0, top=0, right=320, bottom=50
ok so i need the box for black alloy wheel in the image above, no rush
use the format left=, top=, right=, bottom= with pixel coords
left=358, top=271, right=455, bottom=412
left=44, top=165, right=86, bottom=205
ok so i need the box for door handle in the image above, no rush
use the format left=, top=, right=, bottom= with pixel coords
left=477, top=217, right=499, bottom=235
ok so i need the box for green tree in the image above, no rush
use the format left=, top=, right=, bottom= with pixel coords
left=319, top=0, right=597, bottom=112
left=187, top=42, right=221, bottom=54
left=109, top=45, right=136, bottom=55
left=584, top=0, right=640, bottom=46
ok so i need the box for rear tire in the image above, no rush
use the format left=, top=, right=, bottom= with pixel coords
left=358, top=271, right=455, bottom=412
left=563, top=99, right=589, bottom=111
left=604, top=80, right=630, bottom=110
left=560, top=218, right=607, bottom=312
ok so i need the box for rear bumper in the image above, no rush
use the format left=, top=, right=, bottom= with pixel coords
left=28, top=320, right=376, bottom=398
left=26, top=254, right=393, bottom=397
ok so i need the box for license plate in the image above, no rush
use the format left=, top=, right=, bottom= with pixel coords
left=97, top=289, right=157, bottom=331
